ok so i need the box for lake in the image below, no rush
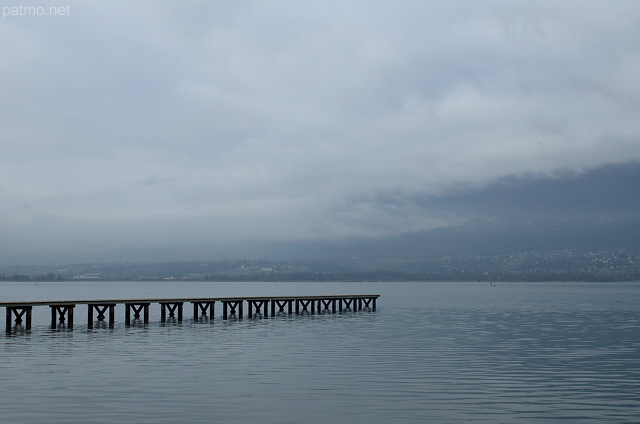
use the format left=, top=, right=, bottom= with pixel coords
left=1, top=281, right=639, bottom=423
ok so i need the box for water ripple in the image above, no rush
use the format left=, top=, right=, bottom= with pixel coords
left=1, top=281, right=639, bottom=423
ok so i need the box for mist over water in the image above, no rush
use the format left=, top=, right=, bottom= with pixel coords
left=1, top=281, right=639, bottom=423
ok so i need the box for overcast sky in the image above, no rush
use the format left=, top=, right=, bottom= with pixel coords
left=1, top=1, right=640, bottom=264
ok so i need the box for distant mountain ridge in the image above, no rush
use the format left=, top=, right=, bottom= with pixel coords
left=240, top=161, right=640, bottom=261
left=2, top=161, right=639, bottom=282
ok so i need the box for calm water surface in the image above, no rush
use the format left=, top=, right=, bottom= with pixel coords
left=1, top=281, right=639, bottom=423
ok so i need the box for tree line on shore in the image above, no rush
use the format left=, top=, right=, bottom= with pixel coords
left=1, top=270, right=637, bottom=283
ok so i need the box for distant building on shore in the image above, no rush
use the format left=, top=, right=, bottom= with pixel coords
left=72, top=273, right=100, bottom=280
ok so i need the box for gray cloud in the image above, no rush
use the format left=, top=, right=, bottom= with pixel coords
left=1, top=1, right=640, bottom=263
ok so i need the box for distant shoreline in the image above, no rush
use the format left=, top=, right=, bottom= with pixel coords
left=3, top=252, right=639, bottom=283
left=2, top=277, right=638, bottom=283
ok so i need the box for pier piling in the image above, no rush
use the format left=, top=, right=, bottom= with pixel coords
left=295, top=299, right=315, bottom=314
left=160, top=302, right=183, bottom=322
left=88, top=304, right=116, bottom=328
left=222, top=300, right=243, bottom=320
left=50, top=305, right=75, bottom=329
left=339, top=298, right=357, bottom=312
left=318, top=299, right=336, bottom=313
left=271, top=299, right=293, bottom=316
left=192, top=301, right=215, bottom=321
left=5, top=306, right=32, bottom=333
left=125, top=303, right=150, bottom=325
left=248, top=299, right=269, bottom=318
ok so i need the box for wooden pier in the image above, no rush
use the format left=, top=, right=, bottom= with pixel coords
left=1, top=295, right=379, bottom=333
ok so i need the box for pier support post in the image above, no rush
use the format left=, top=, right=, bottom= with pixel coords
left=50, top=305, right=75, bottom=329
left=270, top=299, right=293, bottom=316
left=125, top=303, right=150, bottom=325
left=5, top=306, right=33, bottom=333
left=360, top=297, right=376, bottom=311
left=248, top=300, right=269, bottom=318
left=192, top=302, right=215, bottom=321
left=318, top=299, right=336, bottom=313
left=160, top=302, right=183, bottom=322
left=339, top=298, right=356, bottom=312
left=222, top=300, right=243, bottom=320
left=295, top=299, right=315, bottom=314
left=354, top=298, right=360, bottom=311
left=88, top=304, right=116, bottom=328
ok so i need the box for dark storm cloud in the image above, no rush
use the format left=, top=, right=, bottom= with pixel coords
left=1, top=0, right=640, bottom=263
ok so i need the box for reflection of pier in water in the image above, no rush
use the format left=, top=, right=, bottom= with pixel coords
left=2, top=295, right=379, bottom=333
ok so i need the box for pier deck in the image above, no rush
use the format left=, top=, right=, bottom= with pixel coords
left=1, top=295, right=379, bottom=333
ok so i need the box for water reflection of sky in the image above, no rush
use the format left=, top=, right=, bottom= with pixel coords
left=1, top=281, right=639, bottom=423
